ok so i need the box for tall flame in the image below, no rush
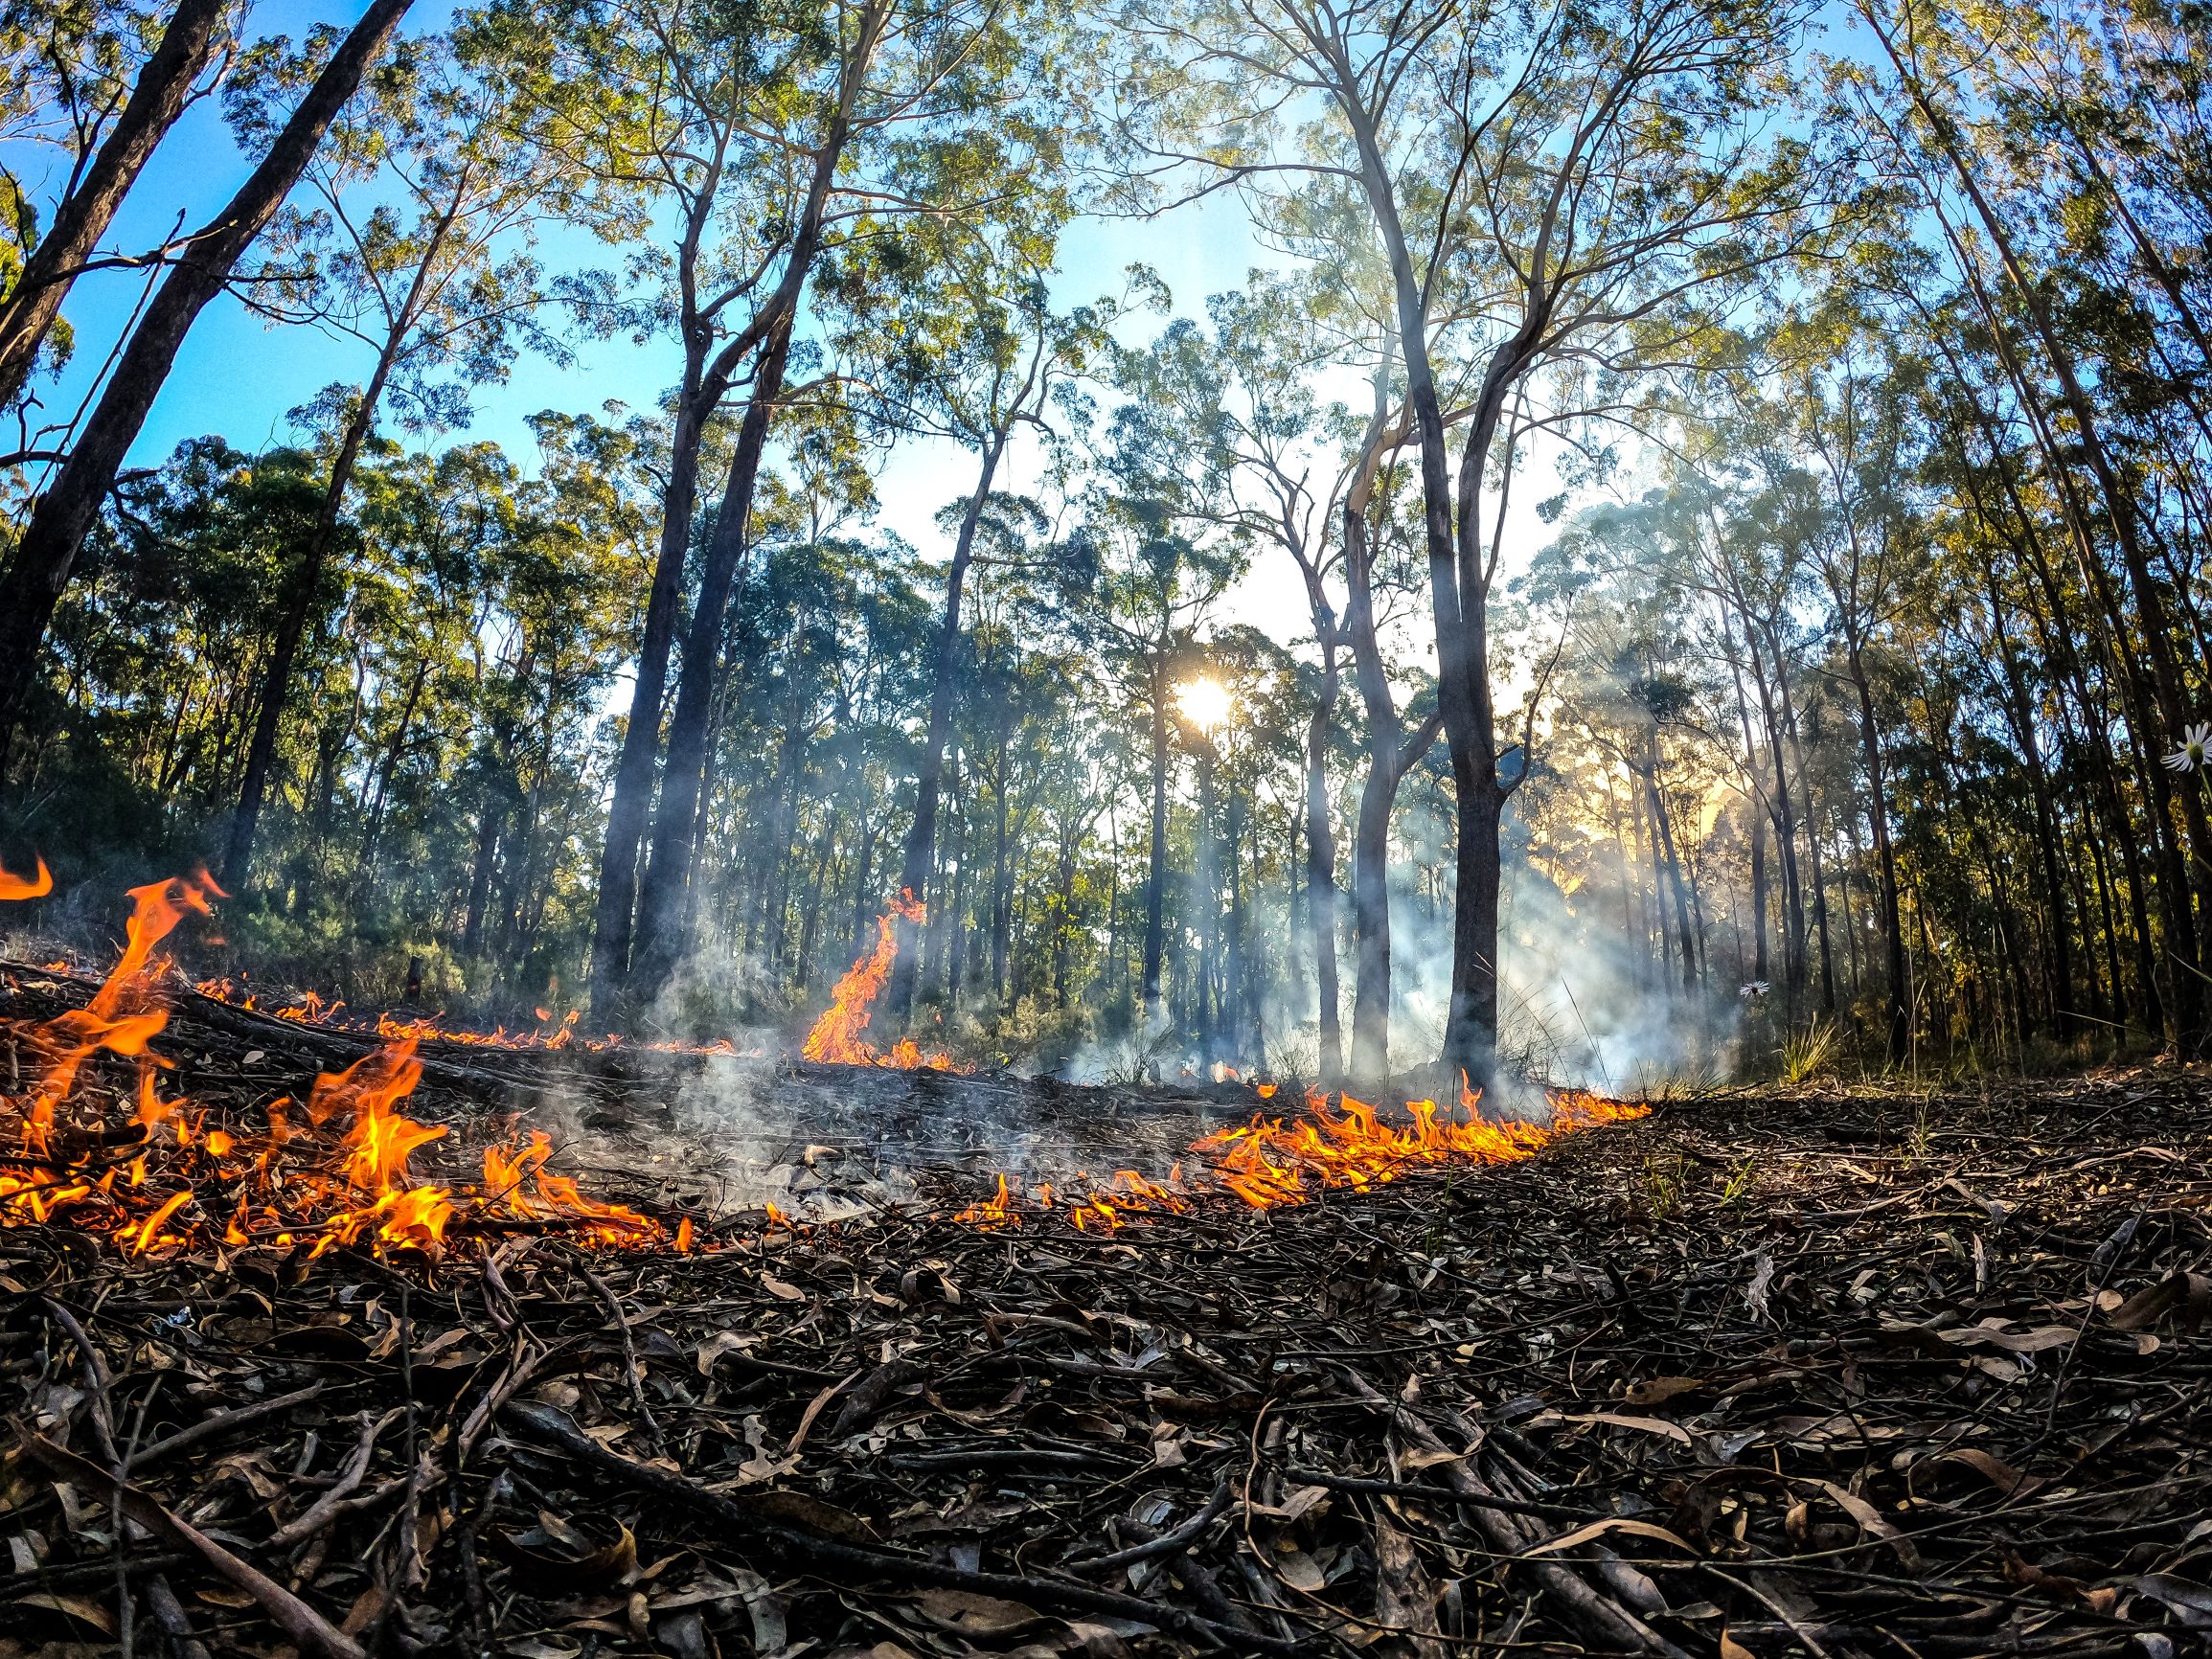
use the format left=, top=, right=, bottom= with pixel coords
left=802, top=892, right=955, bottom=1068
left=14, top=872, right=220, bottom=1153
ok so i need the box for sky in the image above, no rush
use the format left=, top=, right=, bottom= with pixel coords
left=23, top=0, right=1593, bottom=682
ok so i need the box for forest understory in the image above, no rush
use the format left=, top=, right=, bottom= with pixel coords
left=4, top=966, right=2208, bottom=1659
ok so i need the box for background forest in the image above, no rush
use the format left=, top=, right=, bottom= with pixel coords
left=0, top=0, right=2201, bottom=1089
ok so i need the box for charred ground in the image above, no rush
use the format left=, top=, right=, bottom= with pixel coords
left=3, top=992, right=2209, bottom=1659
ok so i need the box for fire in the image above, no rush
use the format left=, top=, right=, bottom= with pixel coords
left=0, top=853, right=52, bottom=898
left=960, top=1081, right=1650, bottom=1231
left=0, top=870, right=673, bottom=1259
left=801, top=892, right=958, bottom=1069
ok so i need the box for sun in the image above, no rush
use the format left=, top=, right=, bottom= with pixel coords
left=1174, top=676, right=1233, bottom=734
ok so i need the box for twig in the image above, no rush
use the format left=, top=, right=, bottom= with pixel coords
left=578, top=1256, right=664, bottom=1450
left=1069, top=1483, right=1234, bottom=1572
left=132, top=1382, right=327, bottom=1468
left=1277, top=1467, right=1591, bottom=1523
left=15, top=1431, right=368, bottom=1659
left=269, top=1409, right=401, bottom=1548
left=502, top=1399, right=1310, bottom=1656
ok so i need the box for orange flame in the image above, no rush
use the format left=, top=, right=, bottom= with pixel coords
left=0, top=854, right=53, bottom=899
left=2, top=873, right=673, bottom=1260
left=801, top=893, right=958, bottom=1068
left=960, top=1080, right=1650, bottom=1232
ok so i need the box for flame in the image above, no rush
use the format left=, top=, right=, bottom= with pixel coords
left=956, top=1172, right=1018, bottom=1230
left=0, top=854, right=52, bottom=898
left=960, top=1079, right=1650, bottom=1232
left=2, top=873, right=675, bottom=1260
left=801, top=893, right=959, bottom=1069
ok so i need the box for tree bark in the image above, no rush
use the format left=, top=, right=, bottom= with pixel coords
left=1303, top=670, right=1341, bottom=1081
left=1141, top=651, right=1170, bottom=1014
left=0, top=0, right=229, bottom=413
left=1846, top=642, right=1909, bottom=1063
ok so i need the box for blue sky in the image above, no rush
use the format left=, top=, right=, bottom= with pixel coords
left=26, top=0, right=1612, bottom=670
left=35, top=0, right=1270, bottom=516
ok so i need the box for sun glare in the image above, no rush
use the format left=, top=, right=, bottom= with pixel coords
left=1175, top=676, right=1232, bottom=733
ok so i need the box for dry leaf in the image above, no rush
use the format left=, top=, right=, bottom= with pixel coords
left=1625, top=1376, right=1706, bottom=1406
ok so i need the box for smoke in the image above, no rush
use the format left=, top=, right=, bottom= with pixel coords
left=1220, top=818, right=1740, bottom=1107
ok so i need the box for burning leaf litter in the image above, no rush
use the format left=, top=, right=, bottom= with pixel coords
left=5, top=869, right=2207, bottom=1656
left=4, top=1051, right=2206, bottom=1658
left=3, top=875, right=1642, bottom=1259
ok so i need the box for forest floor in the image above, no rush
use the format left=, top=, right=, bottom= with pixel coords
left=3, top=989, right=2210, bottom=1659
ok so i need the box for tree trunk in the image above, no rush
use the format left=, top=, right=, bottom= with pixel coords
left=1893, top=41, right=2207, bottom=1050
left=1848, top=642, right=1909, bottom=1064
left=0, top=0, right=415, bottom=753
left=227, top=200, right=461, bottom=888
left=887, top=426, right=1008, bottom=1019
left=0, top=0, right=229, bottom=414
left=1141, top=652, right=1170, bottom=1013
left=1303, top=669, right=1342, bottom=1081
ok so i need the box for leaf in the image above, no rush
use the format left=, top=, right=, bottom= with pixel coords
left=786, top=1367, right=862, bottom=1456
left=912, top=1588, right=1045, bottom=1636
left=1808, top=1478, right=1921, bottom=1571
left=1625, top=1376, right=1706, bottom=1406
left=760, top=1273, right=808, bottom=1303
left=1272, top=1546, right=1327, bottom=1592
left=2109, top=1272, right=2212, bottom=1333
left=1718, top=1630, right=1757, bottom=1659
left=1938, top=1322, right=2078, bottom=1353
left=750, top=1489, right=878, bottom=1544
left=1398, top=1447, right=1467, bottom=1471
left=1559, top=1411, right=1697, bottom=1445
left=1745, top=1251, right=1776, bottom=1321
left=1936, top=1448, right=2040, bottom=1497
left=16, top=1591, right=115, bottom=1635
left=2133, top=1575, right=2212, bottom=1630
left=696, top=1330, right=759, bottom=1375
left=1520, top=1516, right=1694, bottom=1557
left=1372, top=1515, right=1443, bottom=1655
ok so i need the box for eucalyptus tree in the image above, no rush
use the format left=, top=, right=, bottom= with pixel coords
left=1778, top=302, right=1932, bottom=1062
left=220, top=26, right=578, bottom=887
left=793, top=217, right=1135, bottom=1023
left=1842, top=0, right=2212, bottom=1052
left=503, top=0, right=893, bottom=1019
left=1061, top=357, right=1245, bottom=1014
left=1119, top=0, right=1826, bottom=1086
left=0, top=0, right=236, bottom=424
left=536, top=0, right=1083, bottom=1015
left=0, top=0, right=416, bottom=761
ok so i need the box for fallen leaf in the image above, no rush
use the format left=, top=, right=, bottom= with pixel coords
left=1520, top=1516, right=1694, bottom=1557
left=912, top=1589, right=1044, bottom=1636
left=1559, top=1411, right=1697, bottom=1446
left=1936, top=1448, right=2041, bottom=1497
left=1625, top=1376, right=1706, bottom=1406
